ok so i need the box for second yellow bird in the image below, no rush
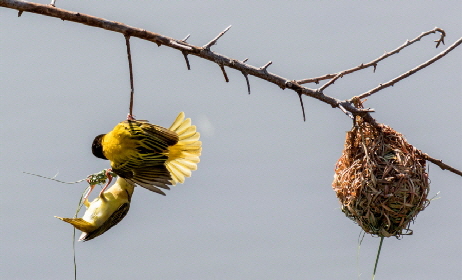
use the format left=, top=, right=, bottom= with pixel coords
left=56, top=177, right=135, bottom=241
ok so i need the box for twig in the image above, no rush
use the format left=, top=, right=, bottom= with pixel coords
left=424, top=154, right=462, bottom=176
left=297, top=27, right=447, bottom=86
left=354, top=37, right=462, bottom=100
left=317, top=72, right=344, bottom=93
left=125, top=35, right=135, bottom=117
left=296, top=73, right=336, bottom=85
left=203, top=25, right=232, bottom=50
left=23, top=171, right=87, bottom=184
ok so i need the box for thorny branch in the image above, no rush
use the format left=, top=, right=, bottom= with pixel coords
left=297, top=27, right=446, bottom=88
left=1, top=0, right=461, bottom=177
left=354, top=37, right=462, bottom=100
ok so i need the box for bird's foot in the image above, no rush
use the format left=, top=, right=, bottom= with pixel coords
left=98, top=169, right=113, bottom=196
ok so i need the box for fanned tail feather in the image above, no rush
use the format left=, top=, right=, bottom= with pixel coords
left=166, top=112, right=202, bottom=185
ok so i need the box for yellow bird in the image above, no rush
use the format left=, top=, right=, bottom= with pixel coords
left=91, top=112, right=201, bottom=196
left=55, top=177, right=135, bottom=241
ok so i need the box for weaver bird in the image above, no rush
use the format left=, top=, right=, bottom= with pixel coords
left=55, top=177, right=134, bottom=241
left=91, top=112, right=201, bottom=197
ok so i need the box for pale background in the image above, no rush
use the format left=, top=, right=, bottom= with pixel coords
left=1, top=1, right=461, bottom=279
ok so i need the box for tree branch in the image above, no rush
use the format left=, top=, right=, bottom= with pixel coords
left=0, top=0, right=350, bottom=114
left=353, top=37, right=462, bottom=100
left=297, top=27, right=446, bottom=88
left=1, top=0, right=461, bottom=177
left=424, top=154, right=462, bottom=176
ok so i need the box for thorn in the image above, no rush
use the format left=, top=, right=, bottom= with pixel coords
left=260, top=61, right=272, bottom=71
left=18, top=10, right=23, bottom=17
left=182, top=51, right=191, bottom=70
left=242, top=58, right=249, bottom=63
left=297, top=92, right=306, bottom=122
left=203, top=25, right=232, bottom=50
left=182, top=34, right=191, bottom=42
left=241, top=72, right=251, bottom=94
left=219, top=65, right=229, bottom=82
left=373, top=64, right=377, bottom=73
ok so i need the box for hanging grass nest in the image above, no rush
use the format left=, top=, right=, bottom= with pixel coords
left=332, top=115, right=430, bottom=238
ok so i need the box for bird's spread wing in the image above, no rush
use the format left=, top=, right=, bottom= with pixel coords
left=113, top=160, right=173, bottom=195
left=126, top=120, right=179, bottom=154
left=80, top=202, right=131, bottom=242
left=127, top=165, right=172, bottom=195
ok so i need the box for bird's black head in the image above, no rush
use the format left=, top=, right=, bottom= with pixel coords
left=92, top=134, right=108, bottom=160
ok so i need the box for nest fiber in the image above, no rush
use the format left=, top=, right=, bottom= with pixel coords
left=332, top=117, right=430, bottom=237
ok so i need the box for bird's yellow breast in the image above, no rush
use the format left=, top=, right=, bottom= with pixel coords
left=102, top=122, right=139, bottom=164
left=82, top=177, right=134, bottom=228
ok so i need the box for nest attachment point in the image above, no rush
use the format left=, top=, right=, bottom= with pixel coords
left=332, top=116, right=430, bottom=238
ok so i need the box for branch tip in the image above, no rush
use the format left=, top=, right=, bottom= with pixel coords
left=357, top=37, right=462, bottom=100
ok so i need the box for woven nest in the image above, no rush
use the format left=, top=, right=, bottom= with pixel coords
left=332, top=116, right=430, bottom=238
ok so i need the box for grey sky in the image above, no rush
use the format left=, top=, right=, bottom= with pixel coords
left=1, top=1, right=461, bottom=279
